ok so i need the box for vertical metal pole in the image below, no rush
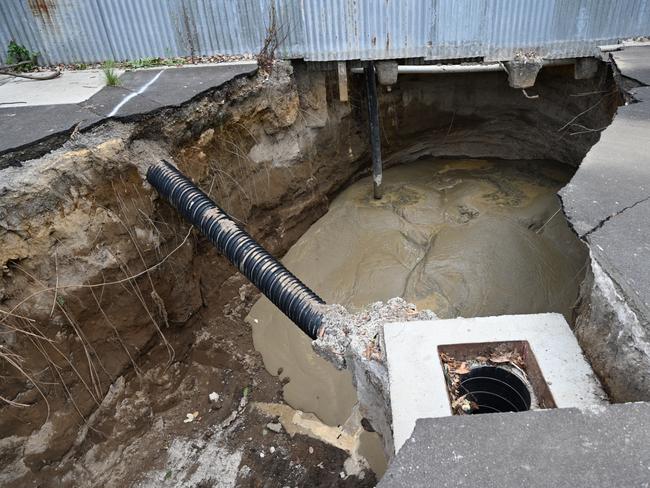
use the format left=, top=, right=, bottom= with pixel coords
left=364, top=61, right=383, bottom=199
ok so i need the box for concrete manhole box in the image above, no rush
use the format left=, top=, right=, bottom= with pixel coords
left=384, top=313, right=607, bottom=451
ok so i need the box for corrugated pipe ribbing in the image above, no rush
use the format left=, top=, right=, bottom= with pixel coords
left=146, top=160, right=325, bottom=339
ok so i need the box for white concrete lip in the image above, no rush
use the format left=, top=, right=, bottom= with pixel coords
left=384, top=313, right=607, bottom=452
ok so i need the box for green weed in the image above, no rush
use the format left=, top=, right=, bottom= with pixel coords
left=102, top=60, right=120, bottom=86
left=6, top=40, right=39, bottom=71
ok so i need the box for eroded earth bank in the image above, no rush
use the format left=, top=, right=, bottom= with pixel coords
left=0, top=59, right=622, bottom=486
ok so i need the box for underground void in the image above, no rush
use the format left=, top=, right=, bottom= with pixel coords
left=458, top=366, right=532, bottom=414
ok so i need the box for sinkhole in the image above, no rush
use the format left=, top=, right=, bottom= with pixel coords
left=0, top=59, right=622, bottom=485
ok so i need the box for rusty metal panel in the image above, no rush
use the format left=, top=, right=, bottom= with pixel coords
left=0, top=0, right=114, bottom=65
left=0, top=0, right=649, bottom=65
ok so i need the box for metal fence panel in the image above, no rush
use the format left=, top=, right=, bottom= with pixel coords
left=0, top=0, right=649, bottom=65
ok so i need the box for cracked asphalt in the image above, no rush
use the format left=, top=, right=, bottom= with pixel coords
left=560, top=45, right=650, bottom=319
left=0, top=62, right=256, bottom=164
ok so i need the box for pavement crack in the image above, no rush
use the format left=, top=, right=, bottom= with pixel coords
left=581, top=195, right=650, bottom=239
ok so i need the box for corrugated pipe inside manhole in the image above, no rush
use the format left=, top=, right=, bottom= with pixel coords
left=459, top=366, right=531, bottom=414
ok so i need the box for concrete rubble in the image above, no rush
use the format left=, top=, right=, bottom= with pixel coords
left=314, top=298, right=437, bottom=456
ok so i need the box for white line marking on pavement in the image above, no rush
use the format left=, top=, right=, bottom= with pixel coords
left=108, top=70, right=163, bottom=117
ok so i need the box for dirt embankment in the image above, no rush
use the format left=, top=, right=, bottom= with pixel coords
left=0, top=62, right=370, bottom=487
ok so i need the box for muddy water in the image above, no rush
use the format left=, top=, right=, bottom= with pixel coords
left=248, top=158, right=586, bottom=429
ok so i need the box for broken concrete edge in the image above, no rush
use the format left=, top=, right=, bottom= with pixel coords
left=609, top=48, right=650, bottom=88
left=0, top=65, right=259, bottom=168
left=573, top=253, right=650, bottom=401
left=558, top=48, right=650, bottom=403
left=312, top=298, right=437, bottom=459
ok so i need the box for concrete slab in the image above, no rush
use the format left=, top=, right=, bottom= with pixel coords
left=80, top=85, right=163, bottom=119
left=558, top=44, right=650, bottom=403
left=0, top=104, right=101, bottom=154
left=384, top=314, right=606, bottom=451
left=612, top=46, right=650, bottom=85
left=560, top=46, right=650, bottom=237
left=118, top=62, right=257, bottom=108
left=0, top=62, right=257, bottom=163
left=379, top=402, right=650, bottom=487
left=589, top=199, right=650, bottom=316
left=560, top=97, right=650, bottom=237
left=0, top=70, right=117, bottom=107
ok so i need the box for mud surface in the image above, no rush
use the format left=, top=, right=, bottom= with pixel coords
left=251, top=158, right=588, bottom=447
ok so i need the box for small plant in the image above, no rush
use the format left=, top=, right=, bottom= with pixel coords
left=257, top=5, right=287, bottom=74
left=102, top=60, right=120, bottom=86
left=126, top=57, right=153, bottom=69
left=257, top=6, right=279, bottom=73
left=6, top=40, right=38, bottom=71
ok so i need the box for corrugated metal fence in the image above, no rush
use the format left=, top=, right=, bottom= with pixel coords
left=1, top=0, right=649, bottom=65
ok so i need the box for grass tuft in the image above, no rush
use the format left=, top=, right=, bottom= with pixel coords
left=102, top=60, right=120, bottom=86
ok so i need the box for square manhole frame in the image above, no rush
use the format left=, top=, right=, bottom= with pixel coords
left=438, top=340, right=558, bottom=414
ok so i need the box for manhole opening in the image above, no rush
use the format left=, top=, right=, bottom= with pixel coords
left=438, top=340, right=557, bottom=415
left=459, top=365, right=531, bottom=414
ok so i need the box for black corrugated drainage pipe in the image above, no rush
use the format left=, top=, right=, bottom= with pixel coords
left=146, top=160, right=325, bottom=339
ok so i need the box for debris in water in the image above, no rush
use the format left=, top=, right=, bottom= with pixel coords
left=209, top=392, right=220, bottom=403
left=308, top=446, right=314, bottom=454
left=266, top=422, right=283, bottom=433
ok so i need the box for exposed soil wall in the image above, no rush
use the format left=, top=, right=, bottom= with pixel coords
left=0, top=62, right=369, bottom=486
left=0, top=59, right=618, bottom=485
